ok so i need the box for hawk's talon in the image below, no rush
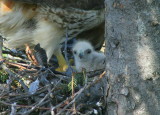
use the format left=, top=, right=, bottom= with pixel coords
left=25, top=44, right=38, bottom=65
left=55, top=49, right=68, bottom=72
left=55, top=64, right=68, bottom=72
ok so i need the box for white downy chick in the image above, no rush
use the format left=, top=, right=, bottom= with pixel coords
left=72, top=41, right=105, bottom=72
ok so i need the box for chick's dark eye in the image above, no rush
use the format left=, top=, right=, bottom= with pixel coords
left=86, top=49, right=91, bottom=54
left=73, top=51, right=77, bottom=54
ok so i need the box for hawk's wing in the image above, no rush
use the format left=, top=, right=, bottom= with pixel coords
left=13, top=0, right=104, bottom=10
left=37, top=6, right=105, bottom=39
left=12, top=0, right=105, bottom=38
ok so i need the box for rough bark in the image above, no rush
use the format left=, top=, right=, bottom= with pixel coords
left=105, top=0, right=160, bottom=115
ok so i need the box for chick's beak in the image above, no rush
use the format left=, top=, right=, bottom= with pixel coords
left=79, top=52, right=84, bottom=59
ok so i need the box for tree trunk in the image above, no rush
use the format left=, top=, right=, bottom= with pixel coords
left=105, top=0, right=160, bottom=115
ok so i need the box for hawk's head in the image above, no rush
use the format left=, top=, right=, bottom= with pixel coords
left=72, top=41, right=94, bottom=62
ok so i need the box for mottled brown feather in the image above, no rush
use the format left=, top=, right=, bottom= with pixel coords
left=0, top=0, right=105, bottom=61
left=13, top=0, right=104, bottom=10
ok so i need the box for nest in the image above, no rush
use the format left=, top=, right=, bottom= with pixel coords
left=0, top=45, right=107, bottom=115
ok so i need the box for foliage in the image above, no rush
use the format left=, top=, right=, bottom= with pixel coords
left=0, top=70, right=8, bottom=83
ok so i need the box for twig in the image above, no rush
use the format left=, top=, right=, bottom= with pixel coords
left=22, top=78, right=63, bottom=114
left=8, top=86, right=49, bottom=101
left=82, top=69, right=87, bottom=85
left=1, top=64, right=29, bottom=93
left=86, top=69, right=105, bottom=78
left=10, top=102, right=17, bottom=115
left=52, top=71, right=106, bottom=114
left=71, top=73, right=75, bottom=98
left=2, top=49, right=26, bottom=59
left=0, top=111, right=9, bottom=115
left=57, top=85, right=87, bottom=115
left=87, top=71, right=106, bottom=89
left=0, top=100, right=50, bottom=110
left=99, top=71, right=106, bottom=78
left=64, top=28, right=69, bottom=66
left=6, top=61, right=29, bottom=70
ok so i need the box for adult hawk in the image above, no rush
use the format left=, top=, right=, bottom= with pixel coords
left=0, top=0, right=105, bottom=71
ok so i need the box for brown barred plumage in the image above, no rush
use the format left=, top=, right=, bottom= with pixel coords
left=0, top=0, right=105, bottom=71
